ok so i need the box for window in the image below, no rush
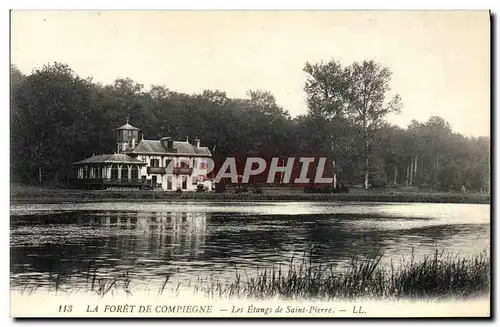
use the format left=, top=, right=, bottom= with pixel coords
left=111, top=165, right=118, bottom=179
left=151, top=159, right=160, bottom=168
left=121, top=166, right=129, bottom=179
left=131, top=166, right=139, bottom=179
left=165, top=158, right=172, bottom=169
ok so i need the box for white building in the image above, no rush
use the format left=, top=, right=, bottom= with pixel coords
left=73, top=119, right=213, bottom=191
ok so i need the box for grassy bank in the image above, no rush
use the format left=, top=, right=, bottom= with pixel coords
left=10, top=184, right=490, bottom=204
left=16, top=250, right=490, bottom=301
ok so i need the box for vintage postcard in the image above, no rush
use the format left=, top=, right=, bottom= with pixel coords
left=9, top=10, right=491, bottom=318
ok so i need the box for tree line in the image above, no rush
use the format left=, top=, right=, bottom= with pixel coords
left=10, top=61, right=490, bottom=192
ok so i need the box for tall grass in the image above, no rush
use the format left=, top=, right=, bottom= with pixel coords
left=189, top=249, right=489, bottom=301
left=15, top=249, right=490, bottom=300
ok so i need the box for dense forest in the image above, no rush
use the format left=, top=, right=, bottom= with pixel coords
left=10, top=61, right=490, bottom=192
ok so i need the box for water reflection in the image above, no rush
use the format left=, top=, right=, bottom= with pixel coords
left=10, top=203, right=490, bottom=292
left=79, top=211, right=207, bottom=257
left=10, top=211, right=209, bottom=289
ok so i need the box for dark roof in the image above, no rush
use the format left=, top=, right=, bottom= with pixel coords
left=129, top=140, right=212, bottom=156
left=115, top=123, right=140, bottom=131
left=73, top=154, right=147, bottom=165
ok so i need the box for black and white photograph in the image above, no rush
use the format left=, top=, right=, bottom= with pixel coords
left=9, top=9, right=491, bottom=318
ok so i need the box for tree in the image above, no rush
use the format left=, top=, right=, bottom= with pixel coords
left=303, top=59, right=402, bottom=188
left=11, top=62, right=100, bottom=183
left=343, top=61, right=402, bottom=189
left=304, top=60, right=348, bottom=119
left=10, top=61, right=489, bottom=194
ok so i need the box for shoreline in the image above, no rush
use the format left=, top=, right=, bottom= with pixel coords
left=10, top=186, right=490, bottom=204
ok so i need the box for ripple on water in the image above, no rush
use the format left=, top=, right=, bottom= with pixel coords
left=10, top=202, right=490, bottom=291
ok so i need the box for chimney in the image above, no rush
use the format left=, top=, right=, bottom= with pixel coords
left=160, top=136, right=174, bottom=150
left=194, top=138, right=200, bottom=149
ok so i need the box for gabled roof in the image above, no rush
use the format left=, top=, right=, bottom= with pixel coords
left=128, top=140, right=212, bottom=157
left=73, top=153, right=147, bottom=165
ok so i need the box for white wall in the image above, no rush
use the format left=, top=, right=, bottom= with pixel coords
left=135, top=154, right=212, bottom=192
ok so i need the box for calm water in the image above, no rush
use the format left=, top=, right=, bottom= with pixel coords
left=10, top=201, right=490, bottom=293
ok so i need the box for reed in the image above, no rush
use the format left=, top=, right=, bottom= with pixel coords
left=14, top=249, right=490, bottom=300
left=208, top=249, right=490, bottom=300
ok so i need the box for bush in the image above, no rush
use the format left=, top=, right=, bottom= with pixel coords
left=214, top=183, right=226, bottom=193
left=175, top=187, right=182, bottom=193
left=304, top=184, right=333, bottom=194
left=253, top=185, right=264, bottom=194
left=235, top=185, right=249, bottom=194
left=196, top=184, right=206, bottom=192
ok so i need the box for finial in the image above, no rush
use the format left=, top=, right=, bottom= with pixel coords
left=126, top=116, right=130, bottom=125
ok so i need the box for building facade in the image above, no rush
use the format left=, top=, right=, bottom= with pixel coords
left=73, top=120, right=213, bottom=191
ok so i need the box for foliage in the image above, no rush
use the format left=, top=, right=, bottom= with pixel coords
left=10, top=61, right=490, bottom=193
left=304, top=60, right=402, bottom=189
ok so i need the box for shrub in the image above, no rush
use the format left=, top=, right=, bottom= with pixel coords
left=214, top=183, right=226, bottom=193
left=253, top=185, right=264, bottom=194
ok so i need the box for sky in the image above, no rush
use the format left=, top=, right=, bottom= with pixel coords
left=10, top=10, right=491, bottom=137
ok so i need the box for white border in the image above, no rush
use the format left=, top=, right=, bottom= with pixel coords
left=2, top=1, right=497, bottom=326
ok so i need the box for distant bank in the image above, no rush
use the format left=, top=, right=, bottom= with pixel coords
left=10, top=185, right=490, bottom=205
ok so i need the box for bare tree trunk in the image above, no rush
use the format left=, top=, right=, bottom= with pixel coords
left=332, top=159, right=337, bottom=188
left=413, top=156, right=418, bottom=185
left=364, top=169, right=369, bottom=190
left=364, top=151, right=369, bottom=190
left=394, top=166, right=398, bottom=185
left=410, top=159, right=414, bottom=186
left=363, top=116, right=369, bottom=190
left=36, top=137, right=44, bottom=185
left=433, top=155, right=439, bottom=187
left=406, top=165, right=410, bottom=185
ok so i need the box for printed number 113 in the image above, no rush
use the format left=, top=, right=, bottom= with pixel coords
left=58, top=305, right=73, bottom=313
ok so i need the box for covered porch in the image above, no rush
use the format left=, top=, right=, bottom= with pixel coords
left=72, top=154, right=147, bottom=190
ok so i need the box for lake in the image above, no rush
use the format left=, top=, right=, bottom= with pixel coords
left=10, top=201, right=490, bottom=295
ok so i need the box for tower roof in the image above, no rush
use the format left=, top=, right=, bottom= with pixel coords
left=115, top=117, right=140, bottom=131
left=115, top=123, right=140, bottom=131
